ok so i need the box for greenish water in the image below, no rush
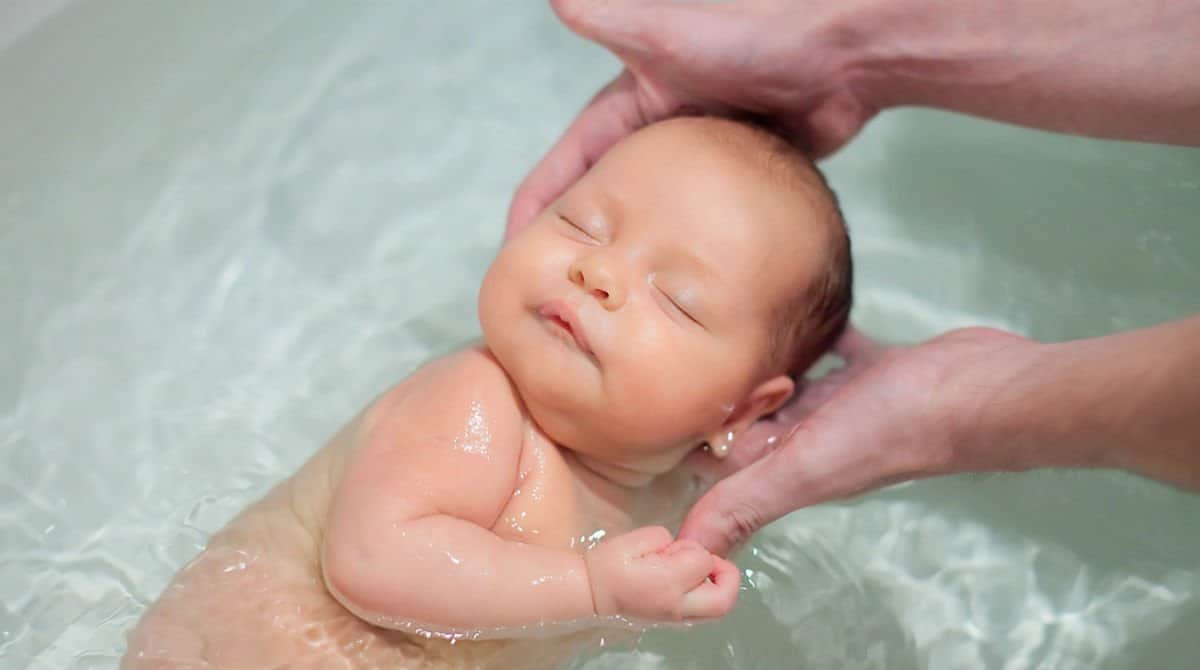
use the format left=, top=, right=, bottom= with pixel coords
left=1, top=2, right=1197, bottom=668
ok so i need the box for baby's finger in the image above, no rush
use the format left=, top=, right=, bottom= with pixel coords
left=619, top=525, right=675, bottom=557
left=680, top=557, right=741, bottom=620
left=665, top=545, right=717, bottom=588
left=659, top=538, right=704, bottom=557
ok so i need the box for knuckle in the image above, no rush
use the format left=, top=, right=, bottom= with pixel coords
left=723, top=501, right=765, bottom=549
left=646, top=525, right=673, bottom=544
left=673, top=538, right=703, bottom=553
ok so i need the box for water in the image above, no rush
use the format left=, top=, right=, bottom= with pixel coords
left=2, top=1, right=1198, bottom=668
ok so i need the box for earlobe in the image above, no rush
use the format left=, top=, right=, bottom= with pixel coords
left=705, top=430, right=736, bottom=459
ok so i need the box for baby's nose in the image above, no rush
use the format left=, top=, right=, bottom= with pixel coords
left=568, top=260, right=624, bottom=310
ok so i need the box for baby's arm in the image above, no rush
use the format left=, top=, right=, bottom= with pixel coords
left=321, top=350, right=736, bottom=636
left=322, top=351, right=593, bottom=632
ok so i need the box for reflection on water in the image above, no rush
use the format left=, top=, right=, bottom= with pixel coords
left=1, top=1, right=1198, bottom=669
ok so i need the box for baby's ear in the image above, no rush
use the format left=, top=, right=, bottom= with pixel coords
left=737, top=375, right=795, bottom=427
left=705, top=375, right=794, bottom=453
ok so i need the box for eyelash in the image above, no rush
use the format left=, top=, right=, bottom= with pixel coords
left=659, top=286, right=702, bottom=326
left=558, top=214, right=599, bottom=242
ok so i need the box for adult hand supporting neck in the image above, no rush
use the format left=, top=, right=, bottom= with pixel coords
left=678, top=320, right=1200, bottom=557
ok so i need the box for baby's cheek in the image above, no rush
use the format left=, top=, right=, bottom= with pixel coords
left=605, top=370, right=706, bottom=440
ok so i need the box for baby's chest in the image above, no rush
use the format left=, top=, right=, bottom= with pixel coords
left=489, top=441, right=628, bottom=552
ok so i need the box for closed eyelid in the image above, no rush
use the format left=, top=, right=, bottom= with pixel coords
left=557, top=212, right=609, bottom=242
left=654, top=281, right=704, bottom=327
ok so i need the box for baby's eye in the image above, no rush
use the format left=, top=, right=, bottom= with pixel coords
left=658, top=286, right=703, bottom=327
left=557, top=214, right=600, bottom=243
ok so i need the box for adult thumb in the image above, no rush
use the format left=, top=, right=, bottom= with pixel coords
left=551, top=0, right=739, bottom=62
left=677, top=447, right=804, bottom=557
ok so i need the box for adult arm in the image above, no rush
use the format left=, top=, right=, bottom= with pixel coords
left=678, top=318, right=1200, bottom=556
left=509, top=0, right=1200, bottom=233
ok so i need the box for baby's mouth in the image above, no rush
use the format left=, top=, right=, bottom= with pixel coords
left=550, top=314, right=574, bottom=336
left=538, top=301, right=594, bottom=357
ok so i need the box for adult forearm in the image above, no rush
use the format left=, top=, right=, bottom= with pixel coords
left=972, top=316, right=1200, bottom=489
left=844, top=0, right=1200, bottom=146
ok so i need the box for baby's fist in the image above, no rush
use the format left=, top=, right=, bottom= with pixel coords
left=584, top=526, right=739, bottom=622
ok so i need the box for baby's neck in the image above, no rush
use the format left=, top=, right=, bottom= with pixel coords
left=565, top=450, right=658, bottom=489
left=556, top=442, right=702, bottom=535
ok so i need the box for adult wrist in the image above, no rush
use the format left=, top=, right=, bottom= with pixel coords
left=819, top=0, right=909, bottom=116
left=956, top=336, right=1121, bottom=476
left=829, top=0, right=954, bottom=113
left=940, top=334, right=1086, bottom=475
left=833, top=0, right=1058, bottom=113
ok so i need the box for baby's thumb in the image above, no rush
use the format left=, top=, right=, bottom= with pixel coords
left=551, top=0, right=730, bottom=61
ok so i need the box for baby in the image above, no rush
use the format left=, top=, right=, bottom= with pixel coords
left=121, top=116, right=852, bottom=669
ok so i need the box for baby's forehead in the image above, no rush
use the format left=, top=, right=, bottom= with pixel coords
left=594, top=119, right=830, bottom=225
left=618, top=117, right=823, bottom=187
left=565, top=118, right=837, bottom=302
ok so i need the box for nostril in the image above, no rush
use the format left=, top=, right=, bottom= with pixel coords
left=591, top=288, right=608, bottom=301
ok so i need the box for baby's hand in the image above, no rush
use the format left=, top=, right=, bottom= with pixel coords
left=584, top=526, right=739, bottom=622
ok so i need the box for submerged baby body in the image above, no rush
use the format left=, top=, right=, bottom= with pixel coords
left=125, top=116, right=853, bottom=669
left=123, top=348, right=693, bottom=669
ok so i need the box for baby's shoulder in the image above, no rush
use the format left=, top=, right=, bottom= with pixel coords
left=391, top=346, right=522, bottom=422
left=360, top=346, right=526, bottom=469
left=338, top=346, right=529, bottom=525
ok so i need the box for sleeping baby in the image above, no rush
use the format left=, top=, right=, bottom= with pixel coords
left=121, top=116, right=853, bottom=669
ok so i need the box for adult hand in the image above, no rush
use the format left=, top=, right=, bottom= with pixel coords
left=678, top=326, right=1042, bottom=556
left=510, top=0, right=1200, bottom=236
left=680, top=316, right=1200, bottom=556
left=507, top=0, right=875, bottom=235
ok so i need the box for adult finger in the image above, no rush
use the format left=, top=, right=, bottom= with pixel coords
left=677, top=449, right=801, bottom=557
left=551, top=0, right=737, bottom=61
left=833, top=325, right=888, bottom=363
left=781, top=91, right=873, bottom=158
left=505, top=70, right=646, bottom=236
left=678, top=420, right=880, bottom=556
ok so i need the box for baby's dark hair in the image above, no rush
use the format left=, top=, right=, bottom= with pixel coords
left=699, top=116, right=853, bottom=377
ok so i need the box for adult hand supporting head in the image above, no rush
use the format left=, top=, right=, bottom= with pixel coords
left=679, top=326, right=1041, bottom=557
left=506, top=0, right=877, bottom=235
left=510, top=0, right=1200, bottom=236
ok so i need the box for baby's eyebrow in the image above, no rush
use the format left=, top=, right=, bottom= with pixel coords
left=592, top=189, right=625, bottom=232
left=677, top=248, right=720, bottom=283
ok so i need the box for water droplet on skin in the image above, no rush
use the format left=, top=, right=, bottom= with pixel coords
left=451, top=400, right=492, bottom=457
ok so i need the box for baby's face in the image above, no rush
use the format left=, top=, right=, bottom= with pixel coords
left=480, top=120, right=828, bottom=477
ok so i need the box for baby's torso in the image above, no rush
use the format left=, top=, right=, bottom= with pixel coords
left=491, top=427, right=698, bottom=555
left=125, top=348, right=698, bottom=670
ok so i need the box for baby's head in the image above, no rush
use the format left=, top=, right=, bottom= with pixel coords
left=481, top=117, right=851, bottom=484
